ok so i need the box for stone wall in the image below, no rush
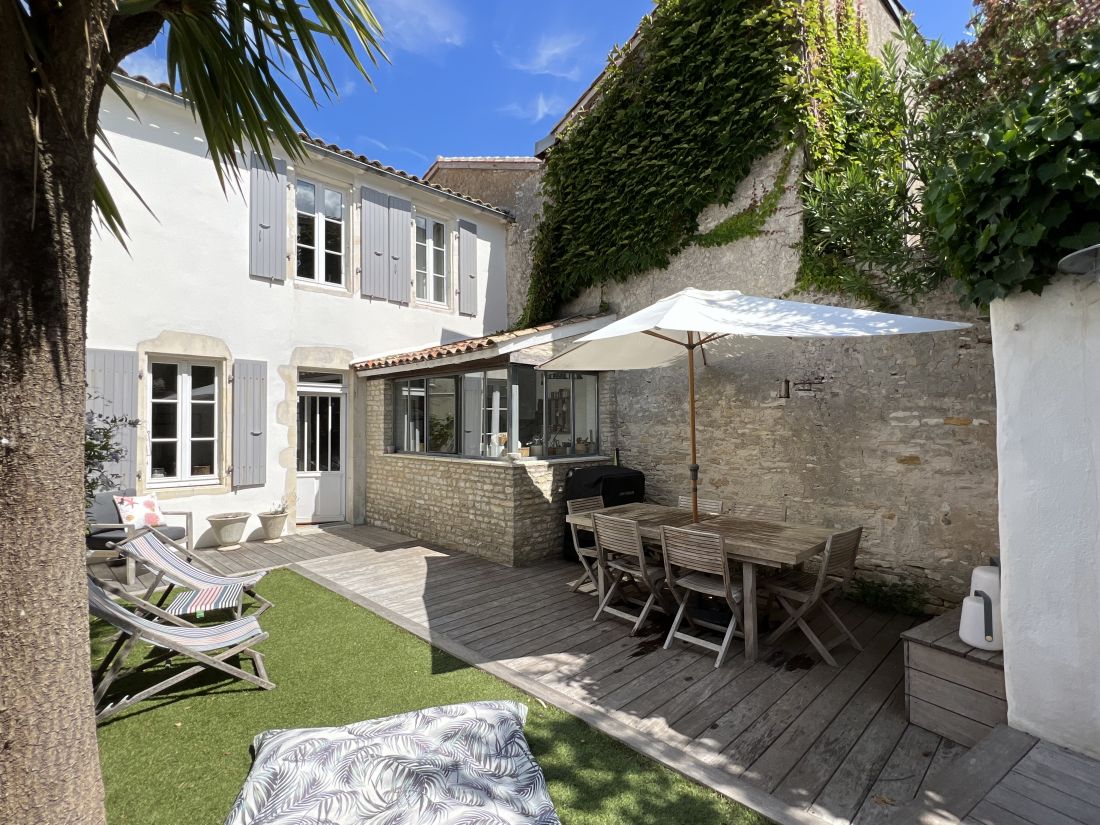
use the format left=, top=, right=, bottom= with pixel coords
left=361, top=376, right=610, bottom=565
left=557, top=147, right=997, bottom=610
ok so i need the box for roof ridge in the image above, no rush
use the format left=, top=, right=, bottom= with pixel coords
left=110, top=69, right=509, bottom=216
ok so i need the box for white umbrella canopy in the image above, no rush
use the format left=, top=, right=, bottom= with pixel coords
left=540, top=288, right=971, bottom=371
left=540, top=288, right=971, bottom=520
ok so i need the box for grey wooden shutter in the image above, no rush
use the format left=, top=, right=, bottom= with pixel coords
left=85, top=349, right=139, bottom=488
left=249, top=153, right=288, bottom=281
left=458, top=219, right=478, bottom=316
left=361, top=187, right=389, bottom=299
left=232, top=359, right=267, bottom=488
left=388, top=196, right=412, bottom=304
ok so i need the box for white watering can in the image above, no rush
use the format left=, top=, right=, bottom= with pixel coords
left=959, top=559, right=1003, bottom=651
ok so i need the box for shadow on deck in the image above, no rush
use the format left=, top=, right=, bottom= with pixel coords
left=289, top=539, right=967, bottom=825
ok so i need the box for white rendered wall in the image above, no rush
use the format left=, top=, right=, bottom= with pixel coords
left=991, top=275, right=1100, bottom=758
left=89, top=86, right=509, bottom=543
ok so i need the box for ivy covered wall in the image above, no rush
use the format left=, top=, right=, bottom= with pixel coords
left=521, top=0, right=899, bottom=325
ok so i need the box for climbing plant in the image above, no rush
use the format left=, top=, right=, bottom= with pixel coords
left=520, top=0, right=797, bottom=325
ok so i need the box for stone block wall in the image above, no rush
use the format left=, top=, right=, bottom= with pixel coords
left=361, top=377, right=607, bottom=565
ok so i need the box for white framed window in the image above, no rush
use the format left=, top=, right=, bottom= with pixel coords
left=414, top=214, right=448, bottom=304
left=148, top=360, right=220, bottom=486
left=295, top=178, right=345, bottom=286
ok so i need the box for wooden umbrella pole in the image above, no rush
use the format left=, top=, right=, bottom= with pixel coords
left=687, top=332, right=700, bottom=522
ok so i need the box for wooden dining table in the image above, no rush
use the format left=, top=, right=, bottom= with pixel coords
left=564, top=501, right=836, bottom=661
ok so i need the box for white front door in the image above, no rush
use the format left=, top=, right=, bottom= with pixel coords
left=296, top=389, right=345, bottom=523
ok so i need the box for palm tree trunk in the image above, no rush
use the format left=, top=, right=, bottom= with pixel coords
left=0, top=122, right=106, bottom=823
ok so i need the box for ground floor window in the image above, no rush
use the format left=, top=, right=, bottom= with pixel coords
left=148, top=359, right=220, bottom=485
left=393, top=366, right=598, bottom=459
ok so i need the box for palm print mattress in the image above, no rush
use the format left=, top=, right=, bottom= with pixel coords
left=224, top=701, right=561, bottom=825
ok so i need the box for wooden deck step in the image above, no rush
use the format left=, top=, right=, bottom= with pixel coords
left=894, top=725, right=1038, bottom=824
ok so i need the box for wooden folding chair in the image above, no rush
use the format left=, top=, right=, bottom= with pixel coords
left=592, top=514, right=666, bottom=635
left=88, top=576, right=274, bottom=721
left=761, top=526, right=863, bottom=666
left=566, top=497, right=605, bottom=593
left=660, top=525, right=744, bottom=667
left=728, top=500, right=787, bottom=521
left=677, top=495, right=725, bottom=515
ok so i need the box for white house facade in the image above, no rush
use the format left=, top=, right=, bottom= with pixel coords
left=87, top=74, right=510, bottom=545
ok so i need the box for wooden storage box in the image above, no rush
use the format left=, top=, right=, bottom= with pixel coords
left=902, top=607, right=1007, bottom=747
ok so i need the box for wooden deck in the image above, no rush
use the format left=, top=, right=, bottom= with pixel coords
left=897, top=724, right=1100, bottom=824
left=87, top=522, right=419, bottom=591
left=274, top=538, right=968, bottom=825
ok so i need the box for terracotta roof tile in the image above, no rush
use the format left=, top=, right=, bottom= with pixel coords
left=111, top=70, right=508, bottom=216
left=352, top=314, right=607, bottom=372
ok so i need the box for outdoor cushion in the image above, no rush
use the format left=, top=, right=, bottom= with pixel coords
left=223, top=700, right=561, bottom=825
left=113, top=493, right=166, bottom=528
left=87, top=487, right=136, bottom=527
left=86, top=524, right=186, bottom=551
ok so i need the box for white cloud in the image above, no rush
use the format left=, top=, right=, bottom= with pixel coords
left=357, top=135, right=390, bottom=153
left=497, top=32, right=585, bottom=80
left=120, top=49, right=169, bottom=85
left=372, top=0, right=466, bottom=55
left=340, top=78, right=358, bottom=97
left=499, top=92, right=567, bottom=124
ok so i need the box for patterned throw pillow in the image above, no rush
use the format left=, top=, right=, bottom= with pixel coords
left=112, top=494, right=165, bottom=528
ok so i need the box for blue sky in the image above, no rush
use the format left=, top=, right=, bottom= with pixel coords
left=122, top=0, right=975, bottom=176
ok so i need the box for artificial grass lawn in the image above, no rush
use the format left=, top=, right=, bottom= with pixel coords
left=94, top=570, right=771, bottom=825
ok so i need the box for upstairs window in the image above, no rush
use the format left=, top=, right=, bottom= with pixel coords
left=148, top=360, right=220, bottom=486
left=414, top=215, right=448, bottom=304
left=295, top=179, right=345, bottom=286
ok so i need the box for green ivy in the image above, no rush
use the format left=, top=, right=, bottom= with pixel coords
left=693, top=145, right=795, bottom=248
left=520, top=0, right=797, bottom=326
left=926, top=31, right=1100, bottom=305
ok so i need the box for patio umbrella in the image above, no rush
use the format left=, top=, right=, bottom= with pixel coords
left=539, top=288, right=971, bottom=521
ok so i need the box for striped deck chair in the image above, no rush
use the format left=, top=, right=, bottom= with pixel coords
left=115, top=529, right=272, bottom=618
left=89, top=576, right=274, bottom=721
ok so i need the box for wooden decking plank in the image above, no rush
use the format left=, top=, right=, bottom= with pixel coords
left=807, top=683, right=909, bottom=823
left=634, top=652, right=758, bottom=736
left=851, top=724, right=943, bottom=825
left=679, top=603, right=869, bottom=745
left=474, top=604, right=599, bottom=659
left=967, top=799, right=1035, bottom=825
left=984, top=784, right=1084, bottom=825
left=696, top=606, right=874, bottom=757
left=421, top=575, right=575, bottom=627
left=770, top=645, right=905, bottom=803
left=429, top=581, right=580, bottom=636
left=597, top=646, right=707, bottom=710
left=895, top=725, right=1038, bottom=825
left=462, top=598, right=594, bottom=652
left=500, top=621, right=637, bottom=678
left=425, top=569, right=579, bottom=629
left=1018, top=742, right=1100, bottom=794
left=998, top=770, right=1100, bottom=823
left=729, top=613, right=903, bottom=783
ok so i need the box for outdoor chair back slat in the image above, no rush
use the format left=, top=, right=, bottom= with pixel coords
left=661, top=525, right=726, bottom=577
left=728, top=501, right=787, bottom=522
left=805, top=526, right=863, bottom=586
left=565, top=496, right=606, bottom=592
left=592, top=513, right=646, bottom=561
left=677, top=495, right=725, bottom=515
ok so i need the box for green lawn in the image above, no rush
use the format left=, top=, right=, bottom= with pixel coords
left=94, top=569, right=771, bottom=825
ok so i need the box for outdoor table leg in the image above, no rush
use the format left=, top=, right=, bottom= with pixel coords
left=742, top=561, right=757, bottom=661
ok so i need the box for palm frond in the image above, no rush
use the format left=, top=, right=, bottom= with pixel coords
left=109, top=0, right=385, bottom=191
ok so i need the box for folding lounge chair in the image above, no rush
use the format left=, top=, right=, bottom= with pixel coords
left=89, top=576, right=274, bottom=721
left=114, top=528, right=273, bottom=617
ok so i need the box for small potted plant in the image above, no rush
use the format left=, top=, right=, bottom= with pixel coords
left=530, top=435, right=544, bottom=457
left=258, top=498, right=289, bottom=542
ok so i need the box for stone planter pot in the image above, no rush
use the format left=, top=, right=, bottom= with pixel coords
left=207, top=512, right=250, bottom=548
left=257, top=511, right=288, bottom=542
